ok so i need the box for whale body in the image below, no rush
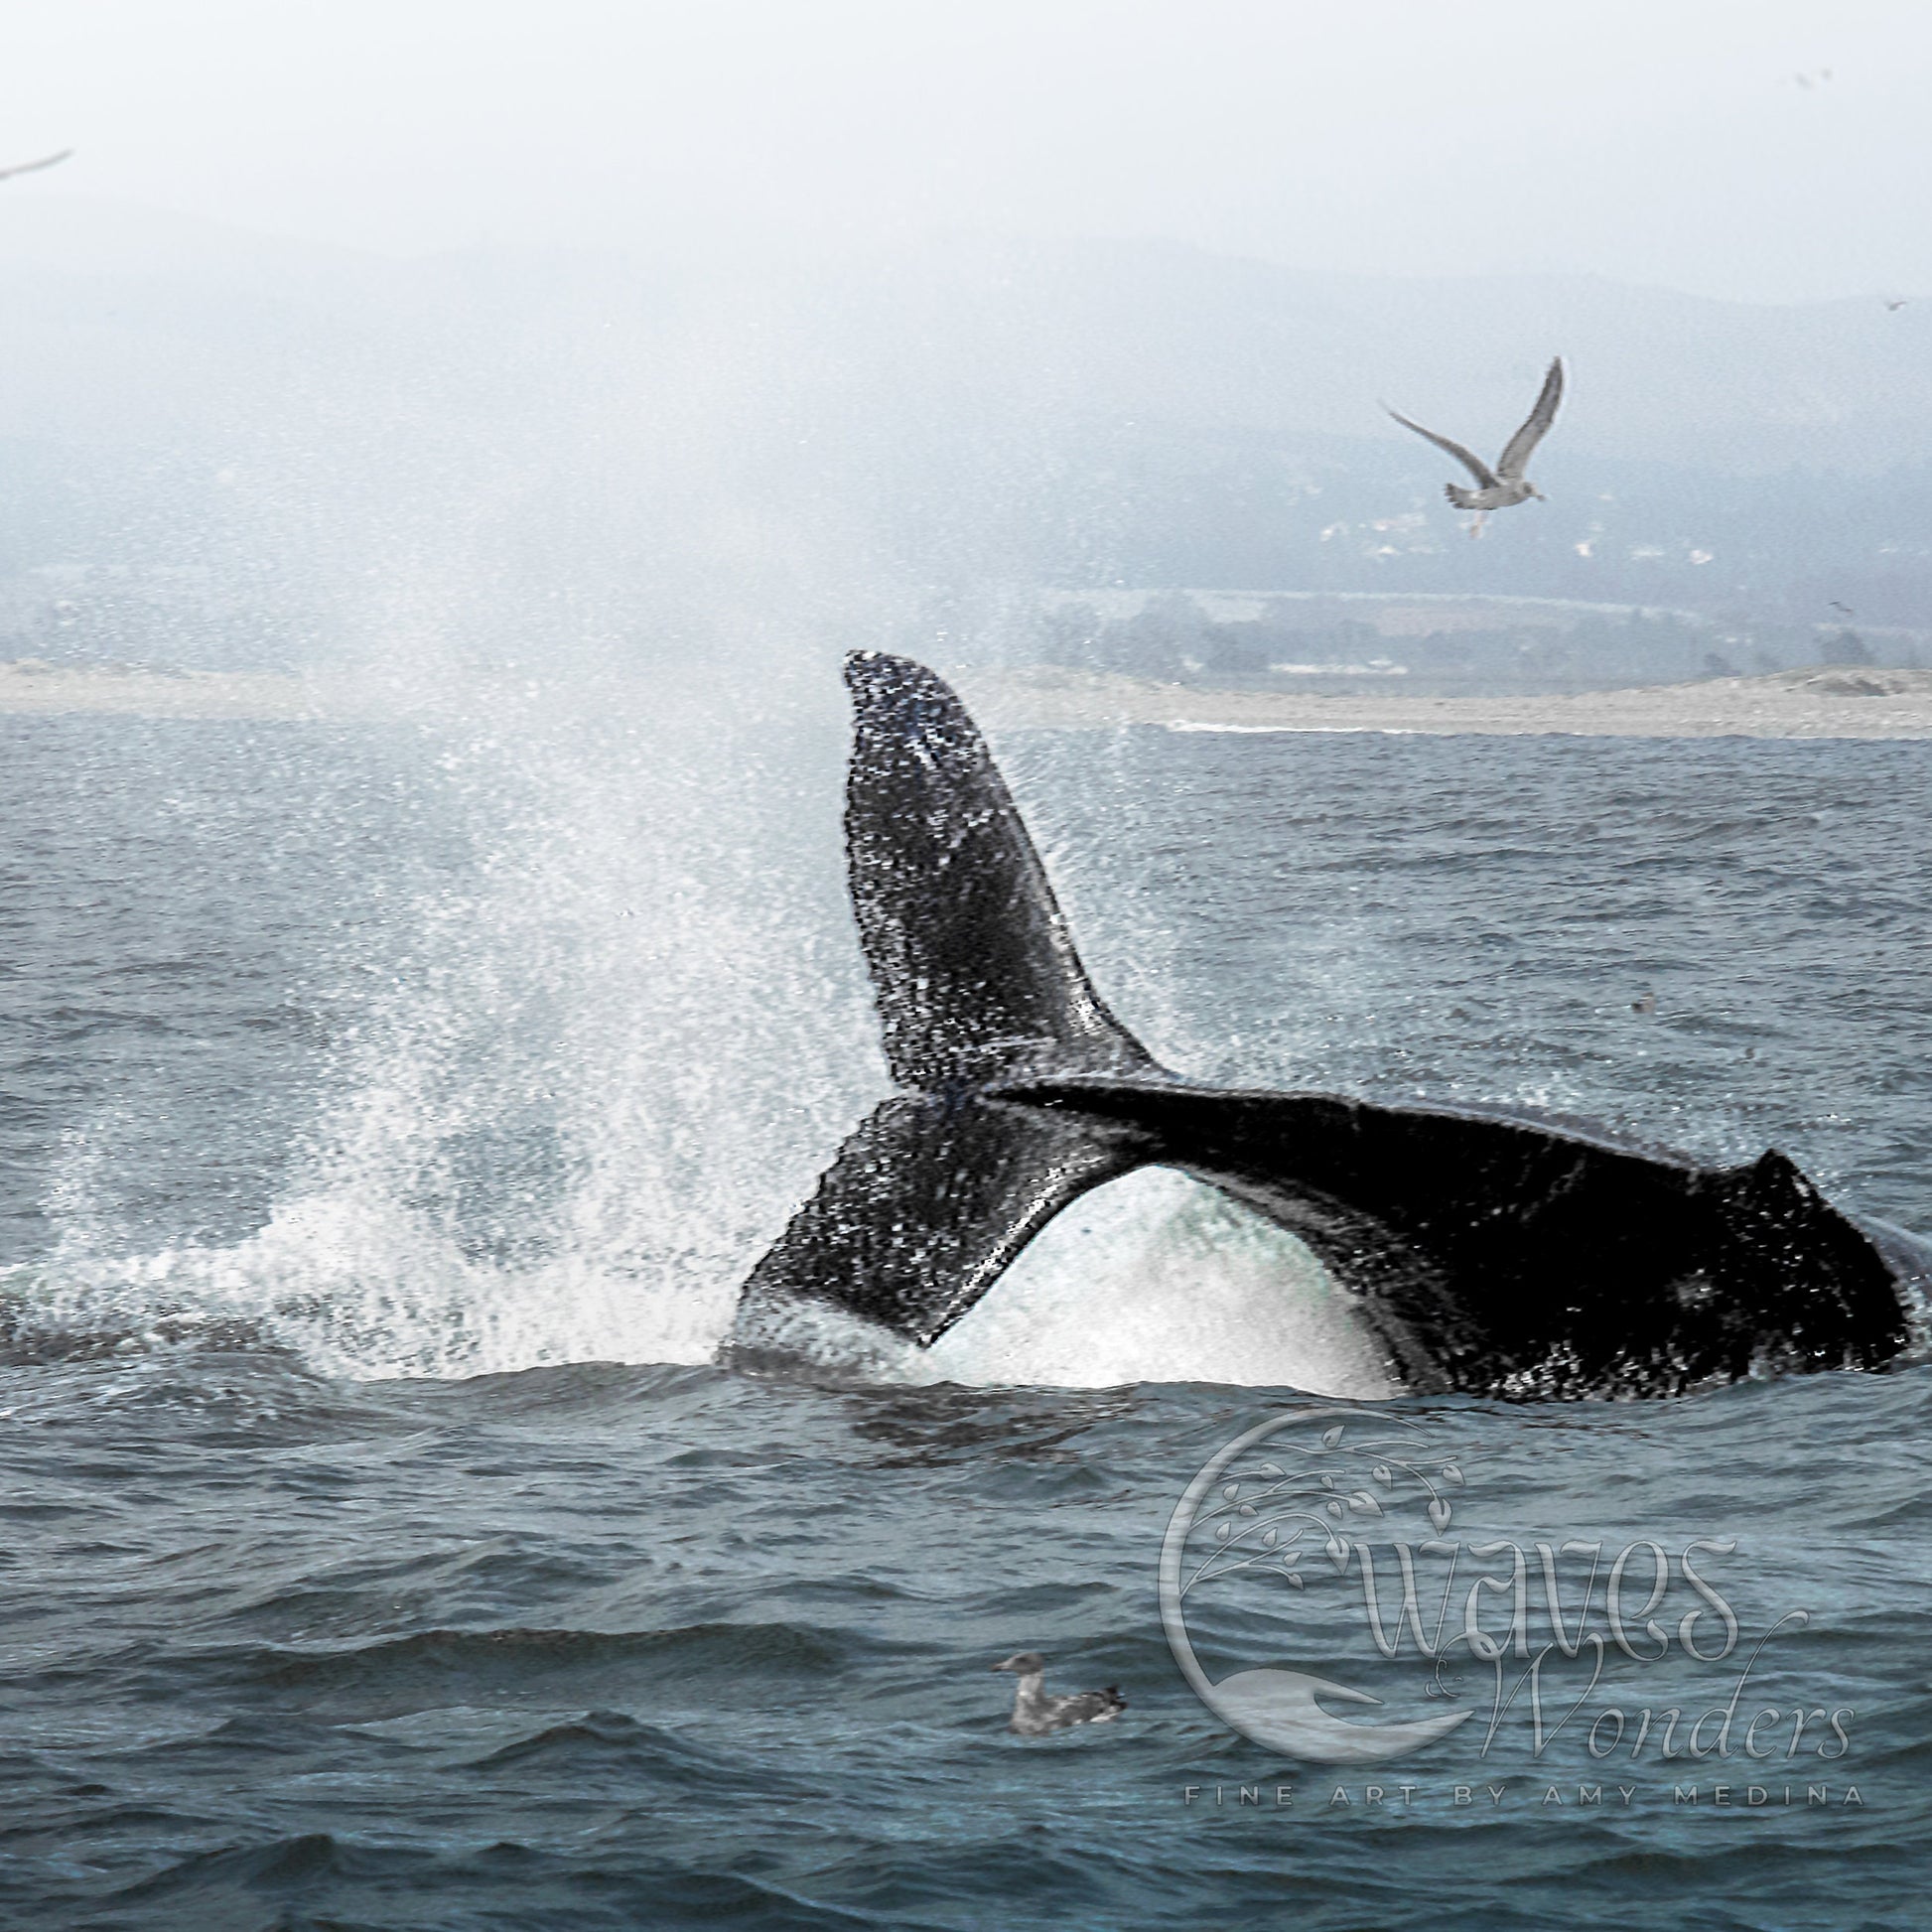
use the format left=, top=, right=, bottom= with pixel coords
left=726, top=651, right=1931, bottom=1396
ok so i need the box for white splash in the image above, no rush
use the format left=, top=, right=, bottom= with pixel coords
left=5, top=654, right=1403, bottom=1394
left=920, top=1168, right=1398, bottom=1395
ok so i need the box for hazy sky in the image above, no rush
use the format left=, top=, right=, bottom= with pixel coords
left=4, top=0, right=1928, bottom=301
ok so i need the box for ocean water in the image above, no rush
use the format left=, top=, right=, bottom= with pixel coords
left=1, top=704, right=1928, bottom=1929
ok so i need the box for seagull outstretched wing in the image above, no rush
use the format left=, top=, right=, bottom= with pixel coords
left=1496, top=357, right=1565, bottom=479
left=0, top=150, right=72, bottom=183
left=1384, top=408, right=1496, bottom=489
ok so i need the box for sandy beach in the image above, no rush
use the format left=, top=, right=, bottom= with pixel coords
left=0, top=660, right=356, bottom=721
left=6, top=657, right=1932, bottom=738
left=961, top=664, right=1932, bottom=739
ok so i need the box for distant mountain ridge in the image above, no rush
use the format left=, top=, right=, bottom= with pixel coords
left=0, top=203, right=1925, bottom=669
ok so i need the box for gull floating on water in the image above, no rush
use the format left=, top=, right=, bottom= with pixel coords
left=992, top=1652, right=1126, bottom=1735
left=1386, top=356, right=1565, bottom=537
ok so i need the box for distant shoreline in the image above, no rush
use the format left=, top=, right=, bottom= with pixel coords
left=0, top=661, right=350, bottom=721
left=7, top=658, right=1932, bottom=739
left=961, top=665, right=1932, bottom=740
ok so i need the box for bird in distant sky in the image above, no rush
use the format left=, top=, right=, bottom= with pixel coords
left=0, top=149, right=72, bottom=183
left=1385, top=357, right=1566, bottom=538
left=1830, top=601, right=1857, bottom=618
left=1885, top=298, right=1909, bottom=312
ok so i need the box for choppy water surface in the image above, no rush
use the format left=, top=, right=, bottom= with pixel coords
left=1, top=707, right=1928, bottom=1928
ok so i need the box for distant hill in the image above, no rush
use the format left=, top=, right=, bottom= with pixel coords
left=0, top=205, right=1925, bottom=671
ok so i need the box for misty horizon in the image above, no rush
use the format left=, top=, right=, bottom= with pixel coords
left=4, top=2, right=1931, bottom=305
left=4, top=6, right=1930, bottom=688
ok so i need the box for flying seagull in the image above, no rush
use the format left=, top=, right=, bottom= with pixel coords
left=1386, top=356, right=1565, bottom=537
left=992, top=1652, right=1126, bottom=1735
left=0, top=149, right=72, bottom=183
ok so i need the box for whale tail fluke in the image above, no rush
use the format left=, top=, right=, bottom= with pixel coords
left=737, top=653, right=1429, bottom=1363
left=726, top=653, right=1164, bottom=1359
left=732, top=1092, right=1138, bottom=1351
left=842, top=651, right=1157, bottom=1091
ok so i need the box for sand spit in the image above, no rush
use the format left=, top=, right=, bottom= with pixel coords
left=6, top=658, right=1932, bottom=739
left=0, top=660, right=355, bottom=720
left=961, top=665, right=1932, bottom=739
